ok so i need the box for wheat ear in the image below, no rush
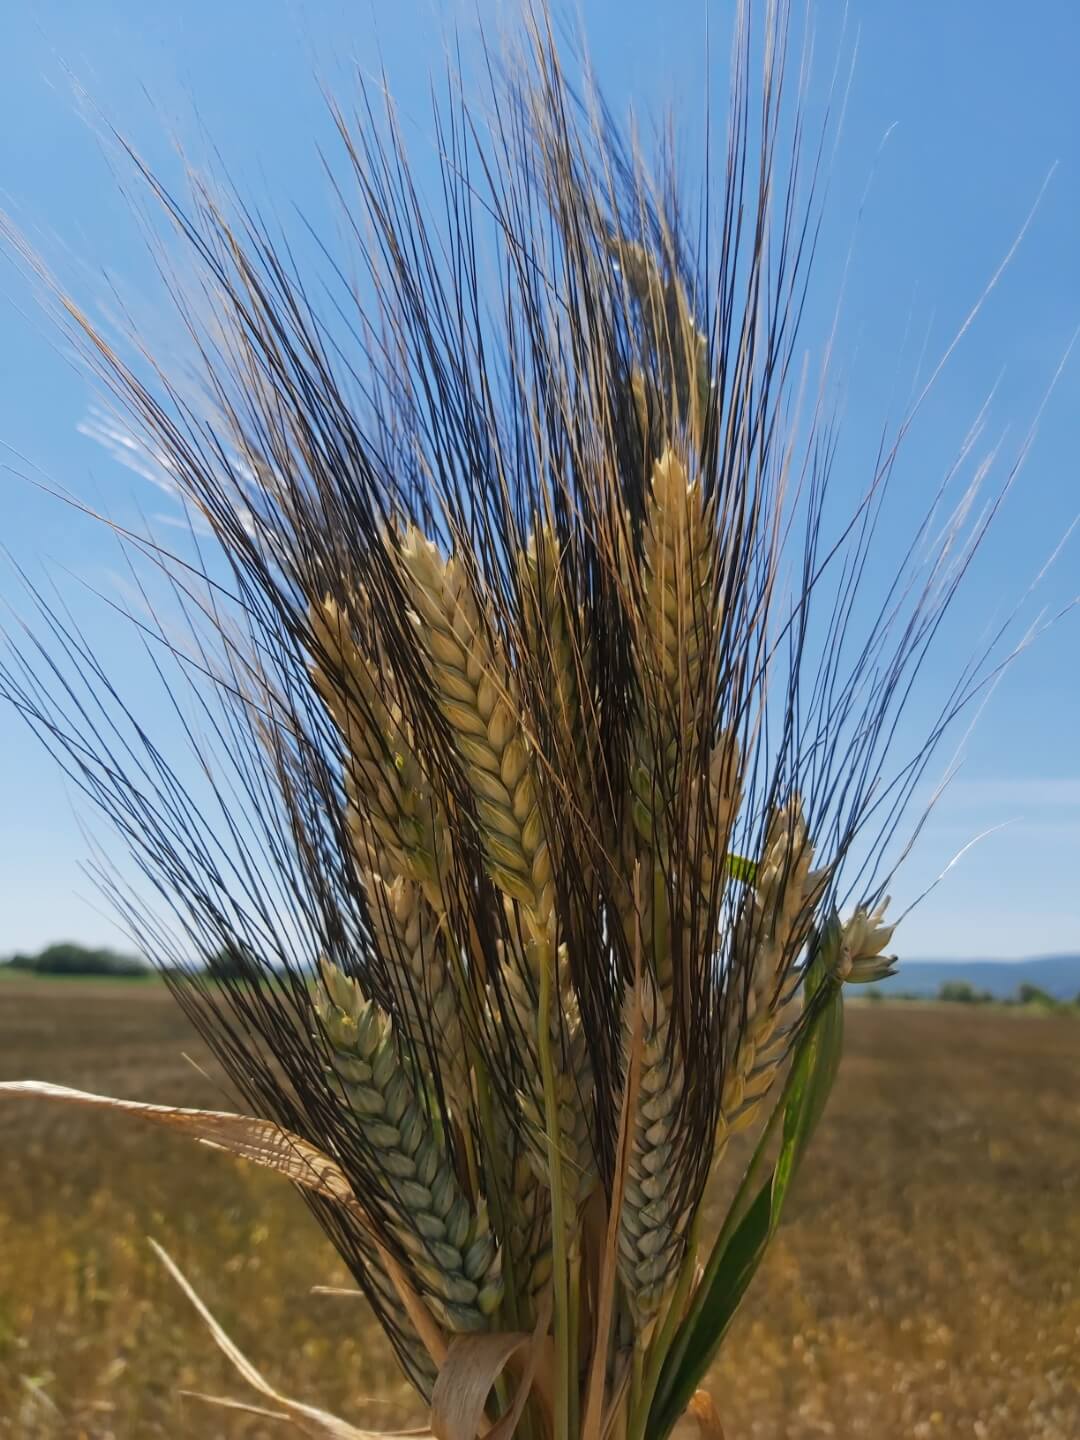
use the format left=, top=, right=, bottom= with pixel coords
left=310, top=596, right=447, bottom=900
left=502, top=952, right=597, bottom=1222
left=519, top=527, right=593, bottom=792
left=400, top=531, right=553, bottom=931
left=318, top=962, right=502, bottom=1332
left=618, top=983, right=688, bottom=1341
left=611, top=238, right=711, bottom=442
left=625, top=448, right=720, bottom=997
left=361, top=871, right=471, bottom=1115
left=715, top=800, right=827, bottom=1155
left=503, top=1127, right=555, bottom=1320
left=364, top=1254, right=439, bottom=1398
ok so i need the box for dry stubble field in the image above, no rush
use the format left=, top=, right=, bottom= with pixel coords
left=0, top=978, right=1076, bottom=1439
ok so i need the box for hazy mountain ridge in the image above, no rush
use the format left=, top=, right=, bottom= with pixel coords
left=878, top=954, right=1080, bottom=1000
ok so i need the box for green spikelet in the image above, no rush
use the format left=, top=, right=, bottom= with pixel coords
left=318, top=961, right=502, bottom=1332
left=502, top=954, right=597, bottom=1223
left=618, top=984, right=689, bottom=1341
left=361, top=871, right=471, bottom=1116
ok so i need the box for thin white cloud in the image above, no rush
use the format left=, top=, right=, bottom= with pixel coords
left=77, top=405, right=181, bottom=495
left=77, top=405, right=257, bottom=541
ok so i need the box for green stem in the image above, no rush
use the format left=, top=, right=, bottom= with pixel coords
left=538, top=934, right=571, bottom=1440
left=477, top=1039, right=537, bottom=1440
left=651, top=1095, right=786, bottom=1431
left=568, top=1245, right=581, bottom=1440
left=629, top=1340, right=646, bottom=1431
left=628, top=1216, right=700, bottom=1440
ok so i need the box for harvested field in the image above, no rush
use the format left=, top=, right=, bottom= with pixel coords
left=0, top=980, right=1076, bottom=1438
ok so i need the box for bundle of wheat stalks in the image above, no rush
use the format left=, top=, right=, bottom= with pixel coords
left=1, top=4, right=1020, bottom=1439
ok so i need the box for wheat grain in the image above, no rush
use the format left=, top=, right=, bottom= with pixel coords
left=318, top=961, right=502, bottom=1332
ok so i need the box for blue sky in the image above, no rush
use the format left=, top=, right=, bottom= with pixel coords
left=0, top=2, right=1077, bottom=960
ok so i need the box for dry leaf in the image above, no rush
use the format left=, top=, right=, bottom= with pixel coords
left=153, top=1239, right=429, bottom=1440
left=0, top=1082, right=448, bottom=1368
left=430, top=1290, right=552, bottom=1440
left=0, top=1081, right=362, bottom=1214
left=670, top=1390, right=725, bottom=1440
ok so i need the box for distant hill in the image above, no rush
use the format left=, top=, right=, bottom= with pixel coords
left=877, top=954, right=1080, bottom=1001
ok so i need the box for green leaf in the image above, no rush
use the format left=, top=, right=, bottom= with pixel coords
left=723, top=852, right=757, bottom=885
left=646, top=940, right=844, bottom=1440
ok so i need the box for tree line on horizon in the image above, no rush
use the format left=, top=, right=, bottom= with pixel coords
left=3, top=944, right=1077, bottom=1012
left=1, top=941, right=253, bottom=979
left=865, top=979, right=1080, bottom=1012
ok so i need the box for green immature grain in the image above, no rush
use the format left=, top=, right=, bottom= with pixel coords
left=318, top=961, right=502, bottom=1332
left=618, top=985, right=689, bottom=1340
left=361, top=871, right=471, bottom=1116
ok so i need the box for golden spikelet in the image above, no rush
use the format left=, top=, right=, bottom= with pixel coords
left=400, top=530, right=553, bottom=932
left=640, top=448, right=715, bottom=738
left=714, top=800, right=827, bottom=1157
left=310, top=596, right=447, bottom=900
left=839, top=901, right=897, bottom=983
left=318, top=962, right=503, bottom=1332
